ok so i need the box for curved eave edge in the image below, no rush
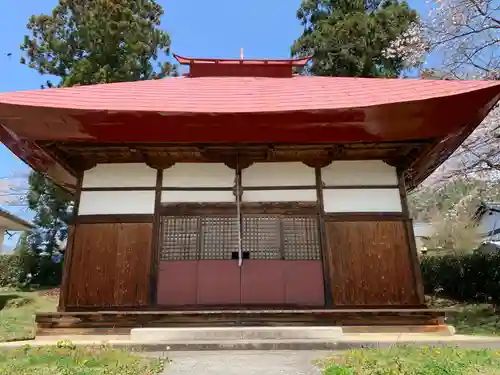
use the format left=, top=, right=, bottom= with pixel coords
left=173, top=53, right=312, bottom=66
left=0, top=125, right=77, bottom=194
left=406, top=92, right=500, bottom=190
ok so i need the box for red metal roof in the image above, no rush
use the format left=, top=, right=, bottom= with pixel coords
left=0, top=74, right=499, bottom=191
left=0, top=76, right=498, bottom=113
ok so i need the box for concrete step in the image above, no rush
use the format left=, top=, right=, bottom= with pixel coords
left=130, top=326, right=344, bottom=342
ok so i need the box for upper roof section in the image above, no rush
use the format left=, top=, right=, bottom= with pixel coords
left=0, top=75, right=498, bottom=114
left=173, top=54, right=312, bottom=77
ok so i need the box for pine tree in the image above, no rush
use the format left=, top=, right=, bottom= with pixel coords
left=20, top=0, right=174, bottom=286
left=292, top=0, right=418, bottom=77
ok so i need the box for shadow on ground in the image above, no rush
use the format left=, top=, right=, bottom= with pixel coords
left=0, top=294, right=32, bottom=310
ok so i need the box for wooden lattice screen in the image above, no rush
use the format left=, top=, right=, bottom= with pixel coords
left=159, top=215, right=321, bottom=261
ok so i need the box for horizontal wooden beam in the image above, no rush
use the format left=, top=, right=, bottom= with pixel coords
left=74, top=214, right=154, bottom=224
left=324, top=213, right=406, bottom=221
left=160, top=202, right=319, bottom=216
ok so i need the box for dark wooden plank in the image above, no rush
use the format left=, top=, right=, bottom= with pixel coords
left=35, top=309, right=448, bottom=333
left=160, top=202, right=319, bottom=216
left=82, top=186, right=155, bottom=192
left=74, top=214, right=154, bottom=224
left=150, top=168, right=163, bottom=306
left=162, top=186, right=233, bottom=191
left=315, top=167, right=332, bottom=307
left=242, top=185, right=317, bottom=191
left=324, top=213, right=405, bottom=221
left=322, top=185, right=399, bottom=190
left=59, top=171, right=83, bottom=312
left=398, top=169, right=425, bottom=305
left=67, top=223, right=153, bottom=307
left=325, top=220, right=420, bottom=306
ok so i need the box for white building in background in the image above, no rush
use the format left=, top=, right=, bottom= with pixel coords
left=412, top=222, right=434, bottom=252
left=475, top=202, right=500, bottom=241
left=0, top=208, right=34, bottom=252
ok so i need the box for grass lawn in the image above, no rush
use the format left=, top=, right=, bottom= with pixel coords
left=0, top=344, right=165, bottom=375
left=0, top=288, right=58, bottom=342
left=427, top=296, right=500, bottom=336
left=318, top=346, right=500, bottom=375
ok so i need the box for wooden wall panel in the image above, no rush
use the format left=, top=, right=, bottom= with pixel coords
left=325, top=220, right=420, bottom=306
left=67, top=223, right=152, bottom=308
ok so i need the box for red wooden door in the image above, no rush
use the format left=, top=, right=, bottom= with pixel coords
left=156, top=212, right=325, bottom=307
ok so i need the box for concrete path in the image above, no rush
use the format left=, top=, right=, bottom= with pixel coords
left=3, top=333, right=500, bottom=351
left=160, top=350, right=330, bottom=375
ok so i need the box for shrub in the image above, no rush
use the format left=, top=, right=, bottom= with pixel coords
left=420, top=252, right=500, bottom=305
left=0, top=255, right=22, bottom=288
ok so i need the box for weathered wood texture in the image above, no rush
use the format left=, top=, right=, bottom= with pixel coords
left=58, top=224, right=76, bottom=311
left=36, top=308, right=447, bottom=336
left=66, top=223, right=153, bottom=308
left=325, top=220, right=420, bottom=306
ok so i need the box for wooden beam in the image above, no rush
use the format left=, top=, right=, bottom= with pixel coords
left=58, top=171, right=83, bottom=312
left=398, top=170, right=425, bottom=305
left=150, top=168, right=163, bottom=306
left=315, top=167, right=333, bottom=307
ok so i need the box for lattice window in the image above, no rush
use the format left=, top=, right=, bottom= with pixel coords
left=282, top=216, right=321, bottom=260
left=159, top=213, right=321, bottom=261
left=200, top=216, right=239, bottom=260
left=160, top=216, right=199, bottom=261
left=242, top=216, right=281, bottom=260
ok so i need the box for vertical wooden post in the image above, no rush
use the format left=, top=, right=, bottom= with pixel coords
left=398, top=170, right=425, bottom=305
left=58, top=171, right=83, bottom=312
left=316, top=167, right=333, bottom=307
left=149, top=168, right=163, bottom=307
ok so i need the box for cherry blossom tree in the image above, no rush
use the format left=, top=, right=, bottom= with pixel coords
left=427, top=0, right=500, bottom=80
left=384, top=1, right=500, bottom=249
left=384, top=0, right=500, bottom=181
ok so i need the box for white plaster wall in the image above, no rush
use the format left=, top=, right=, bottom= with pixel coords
left=242, top=190, right=317, bottom=203
left=162, top=163, right=234, bottom=188
left=242, top=162, right=315, bottom=187
left=323, top=188, right=402, bottom=212
left=161, top=190, right=235, bottom=203
left=78, top=191, right=155, bottom=215
left=322, top=161, right=398, bottom=186
left=82, top=163, right=156, bottom=188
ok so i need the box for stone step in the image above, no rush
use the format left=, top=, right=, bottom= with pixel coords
left=130, top=326, right=344, bottom=342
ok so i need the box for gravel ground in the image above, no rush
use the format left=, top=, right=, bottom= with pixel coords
left=158, top=350, right=331, bottom=375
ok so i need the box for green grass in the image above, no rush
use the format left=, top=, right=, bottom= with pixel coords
left=427, top=296, right=500, bottom=336
left=0, top=344, right=166, bottom=375
left=0, top=289, right=58, bottom=342
left=318, top=346, right=500, bottom=375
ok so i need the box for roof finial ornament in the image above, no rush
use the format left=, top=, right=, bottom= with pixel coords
left=240, top=48, right=244, bottom=60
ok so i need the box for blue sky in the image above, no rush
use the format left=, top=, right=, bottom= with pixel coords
left=0, top=0, right=427, bottom=247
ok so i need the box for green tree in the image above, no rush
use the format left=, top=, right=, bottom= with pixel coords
left=292, top=0, right=418, bottom=77
left=20, top=0, right=174, bottom=285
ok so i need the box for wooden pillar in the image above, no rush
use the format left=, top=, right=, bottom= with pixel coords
left=58, top=171, right=83, bottom=312
left=315, top=167, right=333, bottom=307
left=149, top=167, right=164, bottom=306
left=398, top=169, right=425, bottom=305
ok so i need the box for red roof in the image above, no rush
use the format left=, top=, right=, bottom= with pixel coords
left=173, top=54, right=312, bottom=66
left=0, top=76, right=498, bottom=113
left=0, top=73, right=499, bottom=191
